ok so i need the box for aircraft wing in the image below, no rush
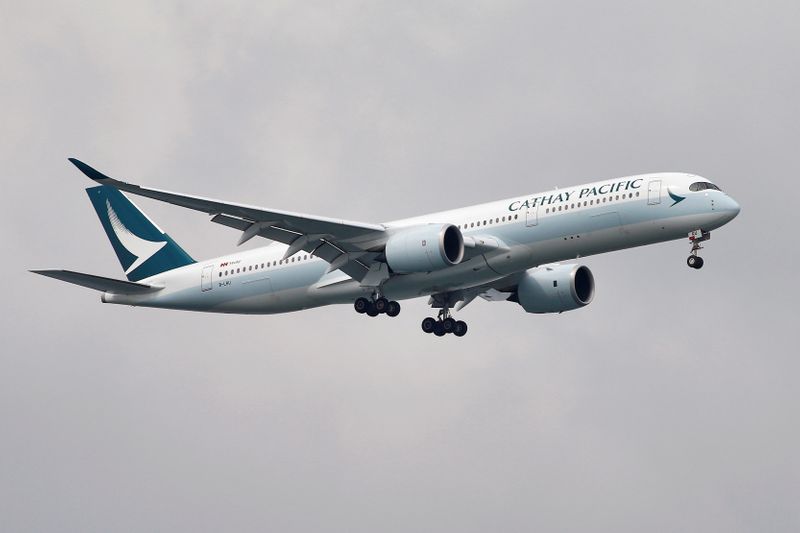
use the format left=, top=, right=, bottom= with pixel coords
left=69, top=159, right=387, bottom=281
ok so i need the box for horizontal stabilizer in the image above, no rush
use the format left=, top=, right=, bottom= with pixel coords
left=30, top=269, right=162, bottom=294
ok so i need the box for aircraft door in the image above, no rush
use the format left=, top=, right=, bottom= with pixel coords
left=201, top=264, right=214, bottom=292
left=525, top=204, right=538, bottom=226
left=647, top=179, right=662, bottom=205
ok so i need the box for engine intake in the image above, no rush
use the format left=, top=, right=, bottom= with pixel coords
left=385, top=224, right=464, bottom=273
left=516, top=264, right=595, bottom=313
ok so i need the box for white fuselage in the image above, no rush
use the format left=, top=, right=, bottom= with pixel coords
left=102, top=173, right=740, bottom=313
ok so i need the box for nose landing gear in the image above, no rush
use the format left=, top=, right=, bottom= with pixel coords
left=687, top=255, right=704, bottom=269
left=687, top=229, right=710, bottom=269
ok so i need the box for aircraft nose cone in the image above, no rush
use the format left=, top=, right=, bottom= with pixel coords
left=727, top=196, right=741, bottom=218
left=719, top=195, right=741, bottom=223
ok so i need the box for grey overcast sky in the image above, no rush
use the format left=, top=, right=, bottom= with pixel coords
left=2, top=1, right=799, bottom=532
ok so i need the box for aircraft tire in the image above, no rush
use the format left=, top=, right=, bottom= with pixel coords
left=421, top=317, right=436, bottom=333
left=454, top=321, right=468, bottom=337
left=354, top=297, right=370, bottom=314
left=374, top=297, right=389, bottom=313
left=386, top=301, right=401, bottom=317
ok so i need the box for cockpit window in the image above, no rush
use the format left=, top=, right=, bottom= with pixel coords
left=689, top=181, right=722, bottom=192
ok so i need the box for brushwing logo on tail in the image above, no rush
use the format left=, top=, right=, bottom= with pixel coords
left=106, top=200, right=167, bottom=274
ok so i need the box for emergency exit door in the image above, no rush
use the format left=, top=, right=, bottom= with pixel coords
left=525, top=204, right=538, bottom=226
left=201, top=264, right=214, bottom=292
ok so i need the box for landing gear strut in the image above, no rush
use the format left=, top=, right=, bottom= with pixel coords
left=687, top=229, right=710, bottom=269
left=421, top=307, right=468, bottom=337
left=354, top=294, right=401, bottom=318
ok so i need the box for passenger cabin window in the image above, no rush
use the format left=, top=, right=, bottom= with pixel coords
left=689, top=181, right=721, bottom=192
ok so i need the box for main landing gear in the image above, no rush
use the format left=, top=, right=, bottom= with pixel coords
left=421, top=309, right=468, bottom=337
left=687, top=229, right=710, bottom=269
left=354, top=296, right=401, bottom=318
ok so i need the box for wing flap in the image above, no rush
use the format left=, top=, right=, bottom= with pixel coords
left=210, top=214, right=253, bottom=232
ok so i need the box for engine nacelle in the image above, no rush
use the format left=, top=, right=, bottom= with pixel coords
left=516, top=264, right=595, bottom=313
left=385, top=224, right=464, bottom=273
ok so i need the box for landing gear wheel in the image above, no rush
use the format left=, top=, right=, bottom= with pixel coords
left=366, top=303, right=379, bottom=317
left=433, top=322, right=446, bottom=337
left=421, top=317, right=436, bottom=333
left=454, top=320, right=468, bottom=337
left=687, top=255, right=704, bottom=269
left=687, top=230, right=709, bottom=270
left=386, top=301, right=401, bottom=317
left=374, top=297, right=389, bottom=314
left=442, top=317, right=456, bottom=333
left=354, top=297, right=370, bottom=314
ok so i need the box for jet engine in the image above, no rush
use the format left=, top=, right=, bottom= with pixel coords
left=385, top=224, right=464, bottom=273
left=515, top=264, right=595, bottom=313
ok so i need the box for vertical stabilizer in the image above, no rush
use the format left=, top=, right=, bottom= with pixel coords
left=86, top=185, right=195, bottom=281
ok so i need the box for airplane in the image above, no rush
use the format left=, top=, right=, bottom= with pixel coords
left=32, top=159, right=740, bottom=337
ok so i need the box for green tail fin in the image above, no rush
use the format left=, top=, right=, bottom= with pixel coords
left=86, top=185, right=195, bottom=281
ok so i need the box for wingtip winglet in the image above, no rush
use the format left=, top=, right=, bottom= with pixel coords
left=68, top=158, right=111, bottom=181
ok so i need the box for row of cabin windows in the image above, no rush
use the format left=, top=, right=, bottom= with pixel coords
left=544, top=191, right=640, bottom=214
left=458, top=214, right=519, bottom=230
left=219, top=254, right=313, bottom=277
left=457, top=191, right=642, bottom=229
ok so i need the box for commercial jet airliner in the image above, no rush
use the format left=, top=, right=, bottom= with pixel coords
left=32, top=159, right=740, bottom=337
